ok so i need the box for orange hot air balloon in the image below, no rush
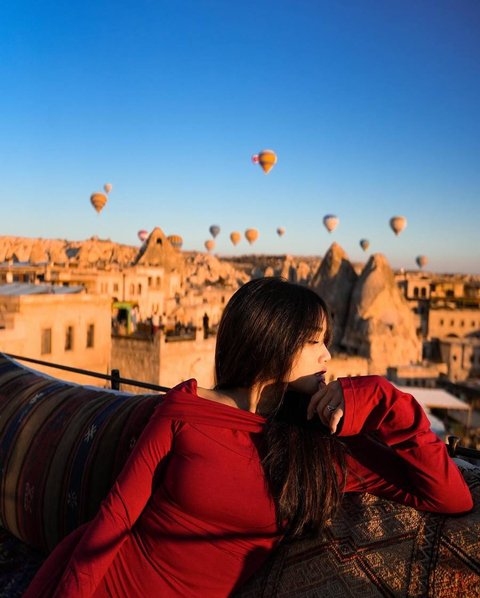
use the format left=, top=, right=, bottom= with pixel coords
left=245, top=228, right=259, bottom=245
left=230, top=231, right=241, bottom=246
left=138, top=229, right=148, bottom=242
left=323, top=214, right=339, bottom=233
left=104, top=183, right=113, bottom=194
left=416, top=255, right=428, bottom=269
left=360, top=239, right=370, bottom=251
left=276, top=227, right=286, bottom=237
left=90, top=192, right=107, bottom=214
left=256, top=149, right=277, bottom=174
left=389, top=216, right=407, bottom=236
left=204, top=240, right=215, bottom=252
left=168, top=234, right=183, bottom=250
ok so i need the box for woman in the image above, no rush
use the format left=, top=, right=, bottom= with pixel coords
left=25, top=277, right=473, bottom=597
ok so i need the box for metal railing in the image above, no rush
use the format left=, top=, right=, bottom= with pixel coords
left=3, top=353, right=169, bottom=393
left=2, top=352, right=480, bottom=461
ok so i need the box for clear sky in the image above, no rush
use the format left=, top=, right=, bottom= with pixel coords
left=1, top=0, right=479, bottom=274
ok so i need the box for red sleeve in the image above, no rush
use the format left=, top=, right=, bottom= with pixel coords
left=44, top=401, right=177, bottom=598
left=338, top=376, right=473, bottom=514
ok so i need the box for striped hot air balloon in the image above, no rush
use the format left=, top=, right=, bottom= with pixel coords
left=90, top=193, right=107, bottom=214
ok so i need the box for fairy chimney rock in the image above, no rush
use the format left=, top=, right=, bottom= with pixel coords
left=311, top=243, right=358, bottom=348
left=134, top=227, right=183, bottom=271
left=342, top=253, right=421, bottom=373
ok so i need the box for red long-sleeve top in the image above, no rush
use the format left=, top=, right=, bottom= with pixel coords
left=25, top=376, right=472, bottom=598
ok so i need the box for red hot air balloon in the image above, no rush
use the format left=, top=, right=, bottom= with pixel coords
left=138, top=230, right=148, bottom=242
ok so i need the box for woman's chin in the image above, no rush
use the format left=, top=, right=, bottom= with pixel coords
left=288, top=375, right=322, bottom=395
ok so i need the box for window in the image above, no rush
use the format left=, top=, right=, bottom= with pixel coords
left=148, top=277, right=152, bottom=287
left=41, top=328, right=52, bottom=355
left=113, top=283, right=119, bottom=292
left=129, top=283, right=135, bottom=295
left=413, top=287, right=419, bottom=298
left=156, top=276, right=161, bottom=287
left=86, top=324, right=95, bottom=348
left=420, top=288, right=427, bottom=298
left=65, top=326, right=74, bottom=351
left=137, top=283, right=142, bottom=294
left=460, top=320, right=465, bottom=327
left=450, top=319, right=454, bottom=326
left=439, top=319, right=444, bottom=326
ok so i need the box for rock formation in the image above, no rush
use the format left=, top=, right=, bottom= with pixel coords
left=342, top=253, right=421, bottom=373
left=310, top=243, right=358, bottom=349
left=185, top=253, right=248, bottom=288
left=134, top=227, right=183, bottom=272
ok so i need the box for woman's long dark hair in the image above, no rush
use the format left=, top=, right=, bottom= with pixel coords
left=215, top=277, right=346, bottom=538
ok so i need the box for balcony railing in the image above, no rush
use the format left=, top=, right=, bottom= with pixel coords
left=4, top=352, right=169, bottom=393
left=3, top=352, right=480, bottom=461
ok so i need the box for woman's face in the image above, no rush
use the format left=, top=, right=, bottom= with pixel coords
left=287, top=330, right=331, bottom=395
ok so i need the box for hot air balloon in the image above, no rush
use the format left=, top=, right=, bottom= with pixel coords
left=209, top=225, right=220, bottom=239
left=389, top=216, right=407, bottom=236
left=254, top=149, right=277, bottom=174
left=230, top=231, right=241, bottom=246
left=323, top=215, right=339, bottom=233
left=416, top=255, right=428, bottom=269
left=104, top=183, right=113, bottom=194
left=360, top=239, right=370, bottom=252
left=90, top=192, right=107, bottom=214
left=204, top=240, right=215, bottom=252
left=276, top=227, right=286, bottom=237
left=138, top=229, right=148, bottom=242
left=251, top=154, right=259, bottom=164
left=168, top=234, right=183, bottom=250
left=245, top=228, right=259, bottom=245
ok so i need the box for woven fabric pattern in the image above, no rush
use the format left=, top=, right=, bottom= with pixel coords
left=0, top=354, right=163, bottom=552
left=235, top=467, right=480, bottom=597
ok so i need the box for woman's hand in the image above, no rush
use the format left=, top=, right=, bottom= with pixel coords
left=307, top=380, right=345, bottom=434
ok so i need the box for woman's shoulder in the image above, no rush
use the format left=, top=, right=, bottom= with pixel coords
left=156, top=379, right=266, bottom=431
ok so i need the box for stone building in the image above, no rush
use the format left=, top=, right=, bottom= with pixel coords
left=0, top=284, right=111, bottom=384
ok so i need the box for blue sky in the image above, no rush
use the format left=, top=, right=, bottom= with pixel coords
left=1, top=0, right=479, bottom=273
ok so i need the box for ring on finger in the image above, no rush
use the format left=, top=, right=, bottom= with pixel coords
left=326, top=404, right=336, bottom=412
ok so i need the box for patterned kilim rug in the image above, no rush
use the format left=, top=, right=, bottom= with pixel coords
left=235, top=465, right=480, bottom=597
left=0, top=468, right=479, bottom=597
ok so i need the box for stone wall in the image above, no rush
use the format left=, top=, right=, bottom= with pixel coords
left=110, top=332, right=217, bottom=391
left=110, top=334, right=161, bottom=392
left=159, top=335, right=216, bottom=388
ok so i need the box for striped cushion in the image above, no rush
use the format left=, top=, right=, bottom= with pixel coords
left=0, top=354, right=163, bottom=552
